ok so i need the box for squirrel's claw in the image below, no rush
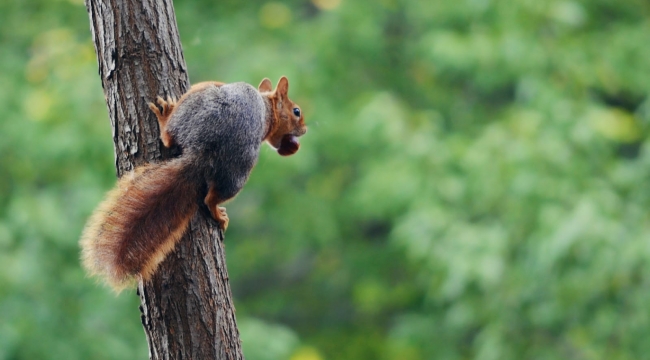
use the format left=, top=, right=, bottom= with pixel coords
left=204, top=186, right=229, bottom=231
left=149, top=96, right=178, bottom=148
left=157, top=97, right=176, bottom=117
left=148, top=101, right=162, bottom=118
left=149, top=96, right=177, bottom=121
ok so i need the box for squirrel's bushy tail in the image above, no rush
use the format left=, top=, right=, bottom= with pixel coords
left=80, top=158, right=198, bottom=291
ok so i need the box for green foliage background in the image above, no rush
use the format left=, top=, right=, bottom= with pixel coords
left=1, top=0, right=650, bottom=359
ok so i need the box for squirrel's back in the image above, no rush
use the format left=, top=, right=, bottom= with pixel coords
left=168, top=82, right=265, bottom=154
left=167, top=82, right=266, bottom=198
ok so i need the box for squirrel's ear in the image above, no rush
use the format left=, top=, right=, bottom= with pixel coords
left=258, top=78, right=273, bottom=92
left=276, top=76, right=289, bottom=98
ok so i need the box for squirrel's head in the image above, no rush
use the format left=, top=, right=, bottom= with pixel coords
left=259, top=76, right=307, bottom=156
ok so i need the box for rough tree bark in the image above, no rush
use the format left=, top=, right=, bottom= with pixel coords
left=85, top=0, right=244, bottom=358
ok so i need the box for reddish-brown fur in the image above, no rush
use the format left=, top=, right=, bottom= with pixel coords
left=80, top=158, right=197, bottom=291
left=262, top=77, right=307, bottom=151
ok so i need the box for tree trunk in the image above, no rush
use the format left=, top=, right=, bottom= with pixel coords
left=85, top=0, right=244, bottom=358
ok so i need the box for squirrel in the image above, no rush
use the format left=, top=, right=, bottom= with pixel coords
left=80, top=76, right=307, bottom=291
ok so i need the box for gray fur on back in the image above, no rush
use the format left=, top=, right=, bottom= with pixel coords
left=167, top=82, right=266, bottom=199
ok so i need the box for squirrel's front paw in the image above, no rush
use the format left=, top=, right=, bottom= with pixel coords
left=149, top=97, right=178, bottom=148
left=148, top=96, right=177, bottom=121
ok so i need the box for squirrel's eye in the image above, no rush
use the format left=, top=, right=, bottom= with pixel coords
left=293, top=107, right=301, bottom=117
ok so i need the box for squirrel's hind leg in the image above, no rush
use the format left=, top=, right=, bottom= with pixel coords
left=148, top=96, right=177, bottom=148
left=204, top=184, right=230, bottom=230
